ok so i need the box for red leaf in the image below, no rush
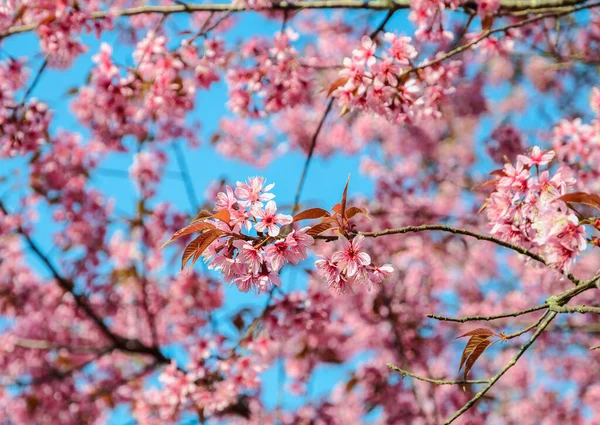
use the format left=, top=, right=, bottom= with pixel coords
left=326, top=77, right=348, bottom=97
left=488, top=169, right=505, bottom=177
left=38, top=14, right=56, bottom=26
left=458, top=335, right=491, bottom=373
left=481, top=14, right=494, bottom=31
left=161, top=222, right=216, bottom=248
left=307, top=221, right=335, bottom=236
left=212, top=209, right=231, bottom=224
left=12, top=6, right=28, bottom=24
left=557, top=192, right=600, bottom=211
left=293, top=208, right=331, bottom=222
left=190, top=209, right=214, bottom=224
left=332, top=203, right=342, bottom=215
left=456, top=328, right=496, bottom=339
left=345, top=206, right=368, bottom=220
left=340, top=175, right=350, bottom=220
left=181, top=230, right=223, bottom=270
left=463, top=339, right=495, bottom=380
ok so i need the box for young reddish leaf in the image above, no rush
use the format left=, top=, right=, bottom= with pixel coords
left=326, top=77, right=349, bottom=97
left=481, top=14, right=494, bottom=31
left=38, top=14, right=56, bottom=26
left=307, top=221, right=335, bottom=236
left=471, top=179, right=501, bottom=192
left=293, top=208, right=331, bottom=222
left=212, top=209, right=231, bottom=224
left=463, top=339, right=495, bottom=380
left=456, top=328, right=496, bottom=339
left=190, top=209, right=214, bottom=224
left=557, top=192, right=600, bottom=211
left=181, top=230, right=223, bottom=270
left=340, top=175, right=350, bottom=220
left=11, top=6, right=28, bottom=24
left=458, top=335, right=491, bottom=373
left=332, top=203, right=342, bottom=215
left=488, top=169, right=506, bottom=177
left=161, top=222, right=216, bottom=248
left=345, top=206, right=368, bottom=220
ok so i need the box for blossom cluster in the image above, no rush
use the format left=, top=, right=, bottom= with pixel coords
left=226, top=28, right=311, bottom=117
left=315, top=235, right=394, bottom=293
left=553, top=91, right=600, bottom=191
left=332, top=33, right=459, bottom=123
left=72, top=34, right=225, bottom=150
left=486, top=124, right=525, bottom=164
left=199, top=177, right=313, bottom=293
left=409, top=0, right=499, bottom=41
left=484, top=147, right=588, bottom=272
left=0, top=58, right=52, bottom=158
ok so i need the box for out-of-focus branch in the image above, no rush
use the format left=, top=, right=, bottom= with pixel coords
left=11, top=338, right=111, bottom=354
left=398, top=0, right=600, bottom=81
left=0, top=0, right=588, bottom=42
left=292, top=99, right=333, bottom=215
left=0, top=201, right=172, bottom=366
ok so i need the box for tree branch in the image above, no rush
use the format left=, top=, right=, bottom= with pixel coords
left=0, top=201, right=172, bottom=366
left=291, top=99, right=333, bottom=215
left=388, top=364, right=489, bottom=385
left=427, top=303, right=548, bottom=323
left=548, top=304, right=600, bottom=314
left=398, top=0, right=600, bottom=81
left=0, top=0, right=587, bottom=40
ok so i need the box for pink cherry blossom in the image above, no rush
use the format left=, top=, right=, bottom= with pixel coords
left=331, top=235, right=371, bottom=277
left=252, top=200, right=292, bottom=237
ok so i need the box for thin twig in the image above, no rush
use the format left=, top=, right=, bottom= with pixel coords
left=292, top=99, right=333, bottom=215
left=398, top=0, right=600, bottom=81
left=20, top=57, right=48, bottom=105
left=388, top=365, right=489, bottom=385
left=427, top=303, right=548, bottom=323
left=172, top=141, right=200, bottom=211
left=291, top=9, right=394, bottom=215
left=502, top=311, right=549, bottom=339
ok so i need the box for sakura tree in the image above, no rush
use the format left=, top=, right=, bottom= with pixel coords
left=1, top=1, right=600, bottom=424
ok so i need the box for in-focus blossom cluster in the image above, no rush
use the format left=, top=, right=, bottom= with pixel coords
left=484, top=147, right=589, bottom=272
left=315, top=235, right=394, bottom=293
left=177, top=177, right=313, bottom=293
left=333, top=33, right=459, bottom=123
